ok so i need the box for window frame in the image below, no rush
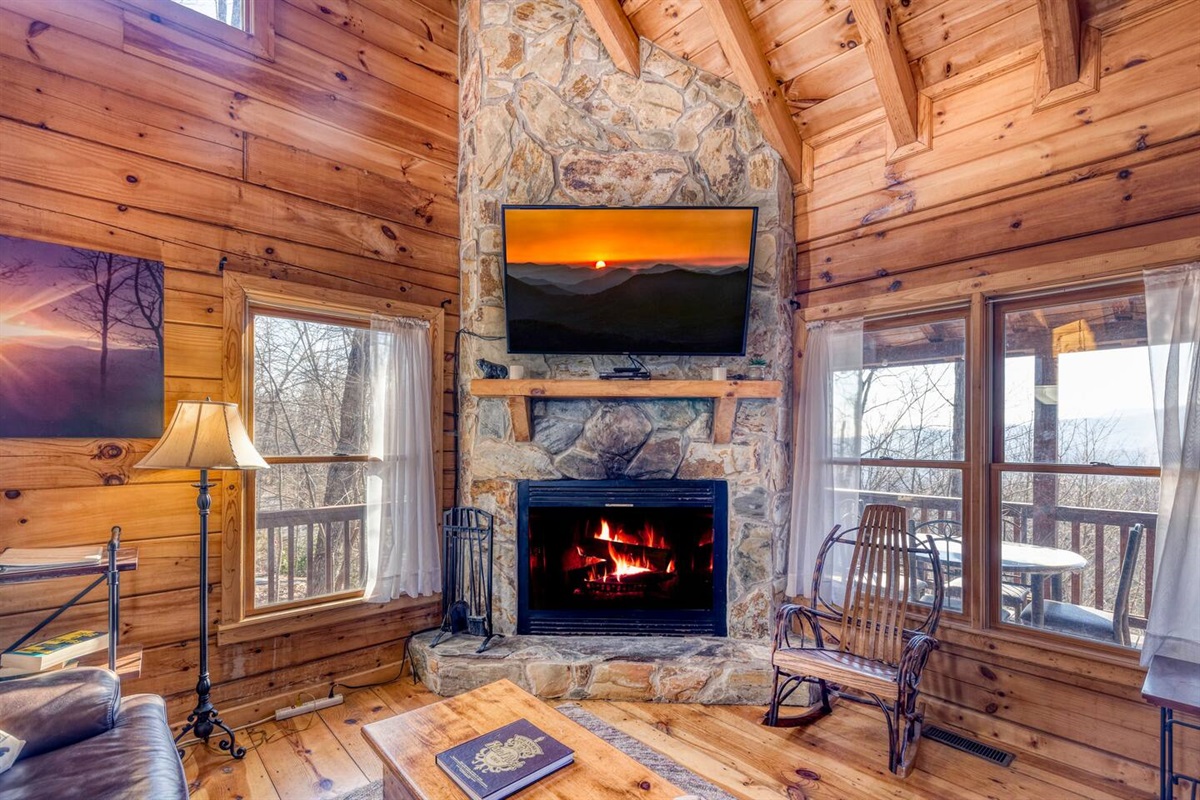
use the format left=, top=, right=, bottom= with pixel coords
left=245, top=305, right=372, bottom=614
left=987, top=282, right=1161, bottom=645
left=219, top=272, right=444, bottom=640
left=120, top=0, right=275, bottom=60
left=811, top=276, right=1162, bottom=659
left=857, top=308, right=972, bottom=619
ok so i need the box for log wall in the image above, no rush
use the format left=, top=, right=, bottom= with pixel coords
left=795, top=1, right=1200, bottom=794
left=0, top=0, right=456, bottom=723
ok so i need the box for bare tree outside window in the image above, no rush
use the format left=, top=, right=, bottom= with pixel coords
left=251, top=312, right=371, bottom=608
left=167, top=0, right=246, bottom=30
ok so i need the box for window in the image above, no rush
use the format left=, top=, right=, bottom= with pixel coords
left=824, top=283, right=1161, bottom=652
left=993, top=289, right=1159, bottom=648
left=834, top=314, right=968, bottom=613
left=168, top=0, right=246, bottom=29
left=121, top=0, right=274, bottom=60
left=249, top=310, right=370, bottom=610
left=220, top=273, right=443, bottom=636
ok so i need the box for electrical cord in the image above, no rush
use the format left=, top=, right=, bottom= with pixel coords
left=450, top=328, right=505, bottom=505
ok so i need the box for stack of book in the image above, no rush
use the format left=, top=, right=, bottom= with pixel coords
left=0, top=546, right=104, bottom=574
left=0, top=630, right=109, bottom=680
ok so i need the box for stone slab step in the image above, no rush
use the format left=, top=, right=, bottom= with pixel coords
left=409, top=631, right=775, bottom=705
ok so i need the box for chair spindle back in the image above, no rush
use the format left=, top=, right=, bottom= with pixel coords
left=837, top=504, right=912, bottom=666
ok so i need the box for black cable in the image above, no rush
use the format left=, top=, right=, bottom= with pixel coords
left=327, top=625, right=442, bottom=696
left=451, top=328, right=505, bottom=505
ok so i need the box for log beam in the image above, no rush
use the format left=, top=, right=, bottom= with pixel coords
left=1036, top=0, right=1082, bottom=91
left=578, top=0, right=641, bottom=77
left=849, top=0, right=927, bottom=158
left=699, top=0, right=813, bottom=191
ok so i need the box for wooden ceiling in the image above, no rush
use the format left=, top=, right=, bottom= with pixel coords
left=578, top=0, right=1162, bottom=192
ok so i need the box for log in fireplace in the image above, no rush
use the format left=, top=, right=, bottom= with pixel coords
left=517, top=479, right=727, bottom=636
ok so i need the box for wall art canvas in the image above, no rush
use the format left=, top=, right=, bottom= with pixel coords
left=0, top=235, right=164, bottom=438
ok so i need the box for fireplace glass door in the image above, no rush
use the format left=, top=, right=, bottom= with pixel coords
left=517, top=480, right=727, bottom=636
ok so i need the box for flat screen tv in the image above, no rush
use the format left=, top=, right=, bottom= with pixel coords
left=502, top=205, right=758, bottom=356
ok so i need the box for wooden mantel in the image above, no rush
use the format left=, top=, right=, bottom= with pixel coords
left=471, top=379, right=783, bottom=444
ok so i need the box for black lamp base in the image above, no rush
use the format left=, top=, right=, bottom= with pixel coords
left=174, top=687, right=245, bottom=759
left=176, top=470, right=245, bottom=761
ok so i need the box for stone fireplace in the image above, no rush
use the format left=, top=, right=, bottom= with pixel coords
left=413, top=0, right=797, bottom=703
left=519, top=479, right=727, bottom=636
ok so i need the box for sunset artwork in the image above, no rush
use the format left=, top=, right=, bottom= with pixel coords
left=503, top=207, right=757, bottom=355
left=0, top=235, right=164, bottom=438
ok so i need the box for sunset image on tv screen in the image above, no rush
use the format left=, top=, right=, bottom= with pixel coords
left=503, top=207, right=756, bottom=355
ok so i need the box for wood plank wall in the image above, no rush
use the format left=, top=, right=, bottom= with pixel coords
left=0, top=0, right=456, bottom=724
left=795, top=1, right=1200, bottom=793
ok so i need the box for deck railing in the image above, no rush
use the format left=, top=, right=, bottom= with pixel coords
left=255, top=503, right=367, bottom=606
left=856, top=490, right=1157, bottom=625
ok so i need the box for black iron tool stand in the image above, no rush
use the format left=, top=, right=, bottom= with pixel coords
left=431, top=507, right=501, bottom=653
left=173, top=470, right=245, bottom=759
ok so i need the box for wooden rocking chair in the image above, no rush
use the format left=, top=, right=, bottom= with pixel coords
left=766, top=504, right=945, bottom=777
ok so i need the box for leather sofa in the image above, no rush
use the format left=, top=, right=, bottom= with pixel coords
left=0, top=667, right=187, bottom=799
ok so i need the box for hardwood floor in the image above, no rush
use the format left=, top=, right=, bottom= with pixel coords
left=183, top=671, right=1149, bottom=799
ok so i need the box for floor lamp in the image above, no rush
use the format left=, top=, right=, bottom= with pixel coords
left=136, top=399, right=267, bottom=759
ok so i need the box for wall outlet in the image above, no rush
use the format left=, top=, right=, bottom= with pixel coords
left=274, top=693, right=344, bottom=721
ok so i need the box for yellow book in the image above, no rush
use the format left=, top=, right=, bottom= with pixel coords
left=0, top=631, right=109, bottom=671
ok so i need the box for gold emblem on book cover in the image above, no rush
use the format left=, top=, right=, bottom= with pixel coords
left=472, top=734, right=546, bottom=774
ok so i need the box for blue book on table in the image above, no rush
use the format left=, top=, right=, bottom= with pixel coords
left=435, top=718, right=575, bottom=800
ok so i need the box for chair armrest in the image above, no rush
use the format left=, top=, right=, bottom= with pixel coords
left=774, top=603, right=834, bottom=651
left=0, top=667, right=120, bottom=759
left=898, top=633, right=939, bottom=690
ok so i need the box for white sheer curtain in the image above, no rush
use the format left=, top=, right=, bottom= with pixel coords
left=363, top=314, right=440, bottom=602
left=787, top=318, right=864, bottom=598
left=1141, top=262, right=1200, bottom=666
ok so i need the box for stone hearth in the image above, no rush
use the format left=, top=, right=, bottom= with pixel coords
left=409, top=632, right=774, bottom=705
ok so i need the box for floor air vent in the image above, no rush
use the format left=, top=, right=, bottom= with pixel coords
left=922, top=725, right=1015, bottom=767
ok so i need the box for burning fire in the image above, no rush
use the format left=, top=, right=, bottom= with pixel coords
left=593, top=519, right=668, bottom=550
left=588, top=517, right=676, bottom=583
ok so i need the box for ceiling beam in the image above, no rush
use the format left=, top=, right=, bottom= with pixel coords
left=849, top=0, right=921, bottom=150
left=578, top=0, right=641, bottom=77
left=699, top=0, right=813, bottom=192
left=1036, top=0, right=1082, bottom=91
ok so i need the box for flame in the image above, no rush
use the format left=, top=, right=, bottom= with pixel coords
left=667, top=559, right=676, bottom=574
left=592, top=518, right=668, bottom=549
left=603, top=542, right=653, bottom=581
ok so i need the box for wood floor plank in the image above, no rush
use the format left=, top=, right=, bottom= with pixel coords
left=256, top=717, right=370, bottom=800
left=316, top=688, right=401, bottom=780
left=185, top=740, right=279, bottom=800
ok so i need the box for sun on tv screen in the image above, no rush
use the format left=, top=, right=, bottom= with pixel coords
left=502, top=205, right=758, bottom=356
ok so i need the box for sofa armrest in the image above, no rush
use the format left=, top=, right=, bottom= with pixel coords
left=0, top=667, right=119, bottom=759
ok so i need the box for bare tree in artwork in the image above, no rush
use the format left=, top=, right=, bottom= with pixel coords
left=57, top=249, right=136, bottom=399
left=0, top=256, right=29, bottom=283
left=56, top=249, right=163, bottom=399
left=128, top=257, right=165, bottom=364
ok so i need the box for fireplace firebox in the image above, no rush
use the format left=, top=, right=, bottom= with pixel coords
left=517, top=480, right=727, bottom=636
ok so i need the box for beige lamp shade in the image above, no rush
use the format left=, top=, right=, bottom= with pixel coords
left=136, top=400, right=268, bottom=471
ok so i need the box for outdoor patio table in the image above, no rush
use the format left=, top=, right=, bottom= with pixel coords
left=921, top=539, right=1088, bottom=626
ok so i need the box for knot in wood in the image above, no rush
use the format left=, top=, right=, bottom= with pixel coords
left=97, top=443, right=125, bottom=460
left=3, top=490, right=20, bottom=500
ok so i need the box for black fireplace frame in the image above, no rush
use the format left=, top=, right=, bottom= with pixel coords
left=516, top=479, right=728, bottom=636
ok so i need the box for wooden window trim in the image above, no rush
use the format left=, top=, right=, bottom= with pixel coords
left=219, top=272, right=444, bottom=640
left=118, top=0, right=275, bottom=60
left=802, top=268, right=1157, bottom=663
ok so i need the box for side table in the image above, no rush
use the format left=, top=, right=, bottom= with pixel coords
left=1142, top=654, right=1200, bottom=799
left=0, top=526, right=140, bottom=676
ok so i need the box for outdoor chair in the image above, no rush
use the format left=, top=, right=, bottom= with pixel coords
left=767, top=504, right=944, bottom=777
left=1020, top=523, right=1145, bottom=645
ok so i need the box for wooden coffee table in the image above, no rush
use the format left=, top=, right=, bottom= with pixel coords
left=362, top=679, right=685, bottom=800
